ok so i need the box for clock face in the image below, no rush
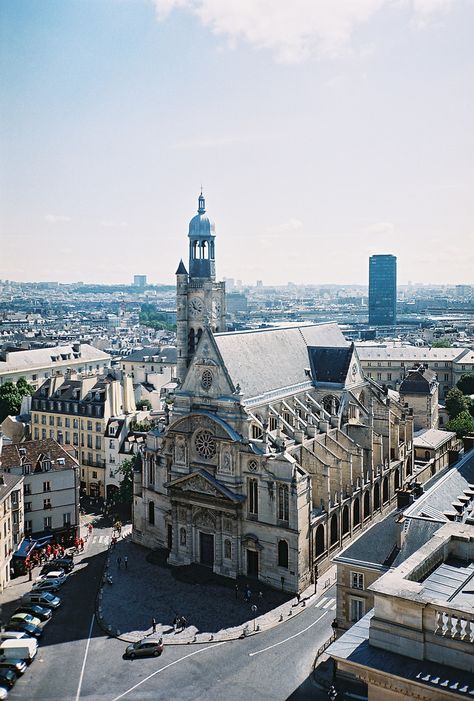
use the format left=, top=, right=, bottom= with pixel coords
left=190, top=297, right=204, bottom=318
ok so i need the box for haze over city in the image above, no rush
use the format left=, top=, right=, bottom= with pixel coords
left=1, top=0, right=473, bottom=285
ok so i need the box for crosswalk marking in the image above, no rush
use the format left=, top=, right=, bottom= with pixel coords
left=315, top=597, right=328, bottom=607
left=330, top=603, right=337, bottom=610
left=323, top=598, right=336, bottom=609
left=91, top=535, right=110, bottom=545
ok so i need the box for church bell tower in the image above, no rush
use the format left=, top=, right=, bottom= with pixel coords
left=176, top=192, right=226, bottom=384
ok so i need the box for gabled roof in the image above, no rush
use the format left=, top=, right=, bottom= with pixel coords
left=413, top=428, right=456, bottom=449
left=0, top=438, right=79, bottom=472
left=165, top=469, right=245, bottom=503
left=0, top=343, right=110, bottom=375
left=214, top=323, right=347, bottom=402
left=399, top=367, right=437, bottom=394
left=308, top=344, right=353, bottom=385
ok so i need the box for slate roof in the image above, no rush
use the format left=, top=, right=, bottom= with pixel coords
left=334, top=510, right=441, bottom=569
left=413, top=428, right=456, bottom=450
left=399, top=367, right=437, bottom=394
left=308, top=344, right=353, bottom=385
left=0, top=438, right=79, bottom=472
left=214, top=323, right=347, bottom=401
left=0, top=471, right=23, bottom=502
left=123, top=346, right=177, bottom=364
left=175, top=259, right=188, bottom=275
left=356, top=345, right=469, bottom=362
left=0, top=344, right=110, bottom=375
left=32, top=374, right=115, bottom=405
left=328, top=613, right=474, bottom=698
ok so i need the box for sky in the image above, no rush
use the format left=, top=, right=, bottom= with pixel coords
left=1, top=0, right=473, bottom=286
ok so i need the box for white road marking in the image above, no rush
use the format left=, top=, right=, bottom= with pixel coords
left=323, top=598, right=335, bottom=609
left=248, top=612, right=327, bottom=657
left=330, top=603, right=336, bottom=610
left=110, top=641, right=228, bottom=701
left=75, top=613, right=95, bottom=701
left=315, top=597, right=328, bottom=607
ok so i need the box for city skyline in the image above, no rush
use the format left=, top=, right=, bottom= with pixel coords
left=1, top=0, right=473, bottom=286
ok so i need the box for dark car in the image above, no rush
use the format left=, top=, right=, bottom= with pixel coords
left=14, top=604, right=52, bottom=622
left=0, top=659, right=27, bottom=676
left=5, top=621, right=42, bottom=638
left=0, top=668, right=17, bottom=688
left=42, top=557, right=74, bottom=574
left=124, top=639, right=164, bottom=659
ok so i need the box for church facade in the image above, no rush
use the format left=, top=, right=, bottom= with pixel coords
left=132, top=194, right=414, bottom=593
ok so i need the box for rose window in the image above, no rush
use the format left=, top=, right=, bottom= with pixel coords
left=248, top=460, right=258, bottom=472
left=201, top=369, right=213, bottom=391
left=195, top=430, right=216, bottom=459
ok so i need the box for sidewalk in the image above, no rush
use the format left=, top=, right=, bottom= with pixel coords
left=97, top=534, right=337, bottom=645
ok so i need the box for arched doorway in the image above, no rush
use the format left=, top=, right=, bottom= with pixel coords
left=363, top=491, right=370, bottom=519
left=315, top=524, right=325, bottom=557
left=342, top=505, right=349, bottom=535
left=374, top=483, right=380, bottom=510
left=330, top=514, right=338, bottom=546
left=382, top=476, right=389, bottom=504
left=353, top=497, right=360, bottom=526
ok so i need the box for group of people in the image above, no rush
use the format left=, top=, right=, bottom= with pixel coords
left=235, top=584, right=263, bottom=603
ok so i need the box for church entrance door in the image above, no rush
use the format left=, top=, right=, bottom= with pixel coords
left=200, top=532, right=214, bottom=567
left=247, top=550, right=259, bottom=578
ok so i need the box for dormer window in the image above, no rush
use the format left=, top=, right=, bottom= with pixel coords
left=22, top=463, right=31, bottom=475
left=42, top=461, right=51, bottom=471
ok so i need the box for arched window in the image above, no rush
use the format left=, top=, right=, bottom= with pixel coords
left=148, top=501, right=155, bottom=525
left=394, top=469, right=400, bottom=491
left=224, top=539, right=232, bottom=559
left=342, top=505, right=349, bottom=535
left=278, top=484, right=289, bottom=521
left=425, top=450, right=430, bottom=461
left=180, top=527, right=186, bottom=546
left=188, top=328, right=195, bottom=355
left=406, top=456, right=412, bottom=477
left=315, top=524, right=325, bottom=556
left=374, top=482, right=380, bottom=510
left=278, top=540, right=289, bottom=568
left=363, top=491, right=370, bottom=519
left=330, top=514, right=338, bottom=546
left=353, top=497, right=360, bottom=526
left=323, top=395, right=340, bottom=415
left=382, top=476, right=389, bottom=504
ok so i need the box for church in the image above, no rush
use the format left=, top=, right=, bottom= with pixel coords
left=132, top=194, right=414, bottom=593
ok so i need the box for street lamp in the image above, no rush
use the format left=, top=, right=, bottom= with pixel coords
left=251, top=604, right=258, bottom=631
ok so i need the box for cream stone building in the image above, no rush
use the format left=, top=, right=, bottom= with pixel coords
left=0, top=469, right=24, bottom=593
left=328, top=521, right=474, bottom=700
left=133, top=194, right=414, bottom=593
left=399, top=365, right=439, bottom=431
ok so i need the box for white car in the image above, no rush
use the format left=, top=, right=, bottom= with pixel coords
left=0, top=632, right=31, bottom=643
left=0, top=685, right=8, bottom=700
left=31, top=578, right=64, bottom=592
left=35, top=570, right=66, bottom=584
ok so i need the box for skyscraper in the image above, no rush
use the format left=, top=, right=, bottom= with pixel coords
left=368, top=255, right=397, bottom=326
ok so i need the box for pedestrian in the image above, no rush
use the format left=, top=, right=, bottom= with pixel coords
left=245, top=586, right=252, bottom=602
left=117, top=556, right=122, bottom=569
left=235, top=584, right=239, bottom=600
left=173, top=616, right=179, bottom=632
left=258, top=591, right=263, bottom=602
left=152, top=617, right=156, bottom=633
left=28, top=566, right=32, bottom=581
left=296, top=592, right=301, bottom=604
left=80, top=538, right=84, bottom=552
left=88, top=523, right=93, bottom=535
left=124, top=556, right=128, bottom=569
left=180, top=616, right=187, bottom=631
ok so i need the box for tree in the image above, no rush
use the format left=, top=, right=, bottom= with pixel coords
left=457, top=373, right=474, bottom=396
left=432, top=339, right=452, bottom=348
left=445, top=388, right=469, bottom=420
left=136, top=399, right=152, bottom=410
left=0, top=377, right=34, bottom=422
left=446, top=410, right=474, bottom=438
left=111, top=456, right=137, bottom=506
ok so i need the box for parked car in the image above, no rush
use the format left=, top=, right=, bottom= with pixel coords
left=0, top=668, right=17, bottom=689
left=31, top=578, right=63, bottom=593
left=42, top=557, right=74, bottom=574
left=124, top=639, right=164, bottom=659
left=0, top=686, right=7, bottom=700
left=0, top=659, right=27, bottom=676
left=21, top=591, right=61, bottom=609
left=9, top=613, right=42, bottom=628
left=0, top=638, right=38, bottom=662
left=14, top=604, right=52, bottom=622
left=35, top=569, right=66, bottom=584
left=5, top=621, right=42, bottom=639
left=0, top=632, right=31, bottom=643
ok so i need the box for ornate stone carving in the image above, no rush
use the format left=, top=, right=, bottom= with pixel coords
left=219, top=449, right=233, bottom=474
left=175, top=437, right=186, bottom=465
left=178, top=506, right=188, bottom=522
left=195, top=430, right=216, bottom=459
left=180, top=474, right=220, bottom=497
left=193, top=507, right=217, bottom=529
left=223, top=517, right=233, bottom=533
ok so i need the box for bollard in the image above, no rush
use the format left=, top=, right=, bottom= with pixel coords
left=302, top=600, right=306, bottom=607
left=279, top=614, right=283, bottom=622
left=256, top=625, right=260, bottom=632
left=288, top=609, right=292, bottom=616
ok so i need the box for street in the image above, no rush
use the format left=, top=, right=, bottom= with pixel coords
left=6, top=518, right=336, bottom=701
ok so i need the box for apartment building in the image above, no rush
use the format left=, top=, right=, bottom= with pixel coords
left=0, top=343, right=111, bottom=389
left=357, top=344, right=474, bottom=399
left=120, top=346, right=177, bottom=409
left=30, top=374, right=142, bottom=498
left=0, top=470, right=24, bottom=593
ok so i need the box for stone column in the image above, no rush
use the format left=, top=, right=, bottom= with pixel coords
left=214, top=512, right=223, bottom=573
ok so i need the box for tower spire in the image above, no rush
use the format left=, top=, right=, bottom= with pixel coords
left=198, top=189, right=206, bottom=214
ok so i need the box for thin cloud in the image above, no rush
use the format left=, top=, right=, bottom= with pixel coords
left=100, top=220, right=128, bottom=228
left=266, top=218, right=304, bottom=235
left=153, top=0, right=453, bottom=62
left=366, top=221, right=395, bottom=235
left=45, top=214, right=71, bottom=224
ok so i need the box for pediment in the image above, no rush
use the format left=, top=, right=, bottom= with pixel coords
left=166, top=469, right=244, bottom=503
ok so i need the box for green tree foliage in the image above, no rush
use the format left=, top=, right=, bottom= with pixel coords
left=457, top=373, right=474, bottom=396
left=130, top=419, right=153, bottom=432
left=0, top=377, right=34, bottom=422
left=432, top=338, right=452, bottom=348
left=111, top=456, right=137, bottom=505
left=445, top=388, right=469, bottom=420
left=139, top=304, right=176, bottom=332
left=136, top=399, right=152, bottom=410
left=446, top=410, right=474, bottom=438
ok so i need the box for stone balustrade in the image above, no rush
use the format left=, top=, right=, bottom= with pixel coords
left=434, top=608, right=474, bottom=643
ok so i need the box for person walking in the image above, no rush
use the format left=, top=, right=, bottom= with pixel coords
left=124, top=556, right=128, bottom=569
left=235, top=584, right=239, bottom=600
left=117, top=556, right=122, bottom=569
left=152, top=617, right=156, bottom=633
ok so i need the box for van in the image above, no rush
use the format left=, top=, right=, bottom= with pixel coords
left=0, top=639, right=38, bottom=662
left=0, top=632, right=30, bottom=643
left=21, top=591, right=61, bottom=609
